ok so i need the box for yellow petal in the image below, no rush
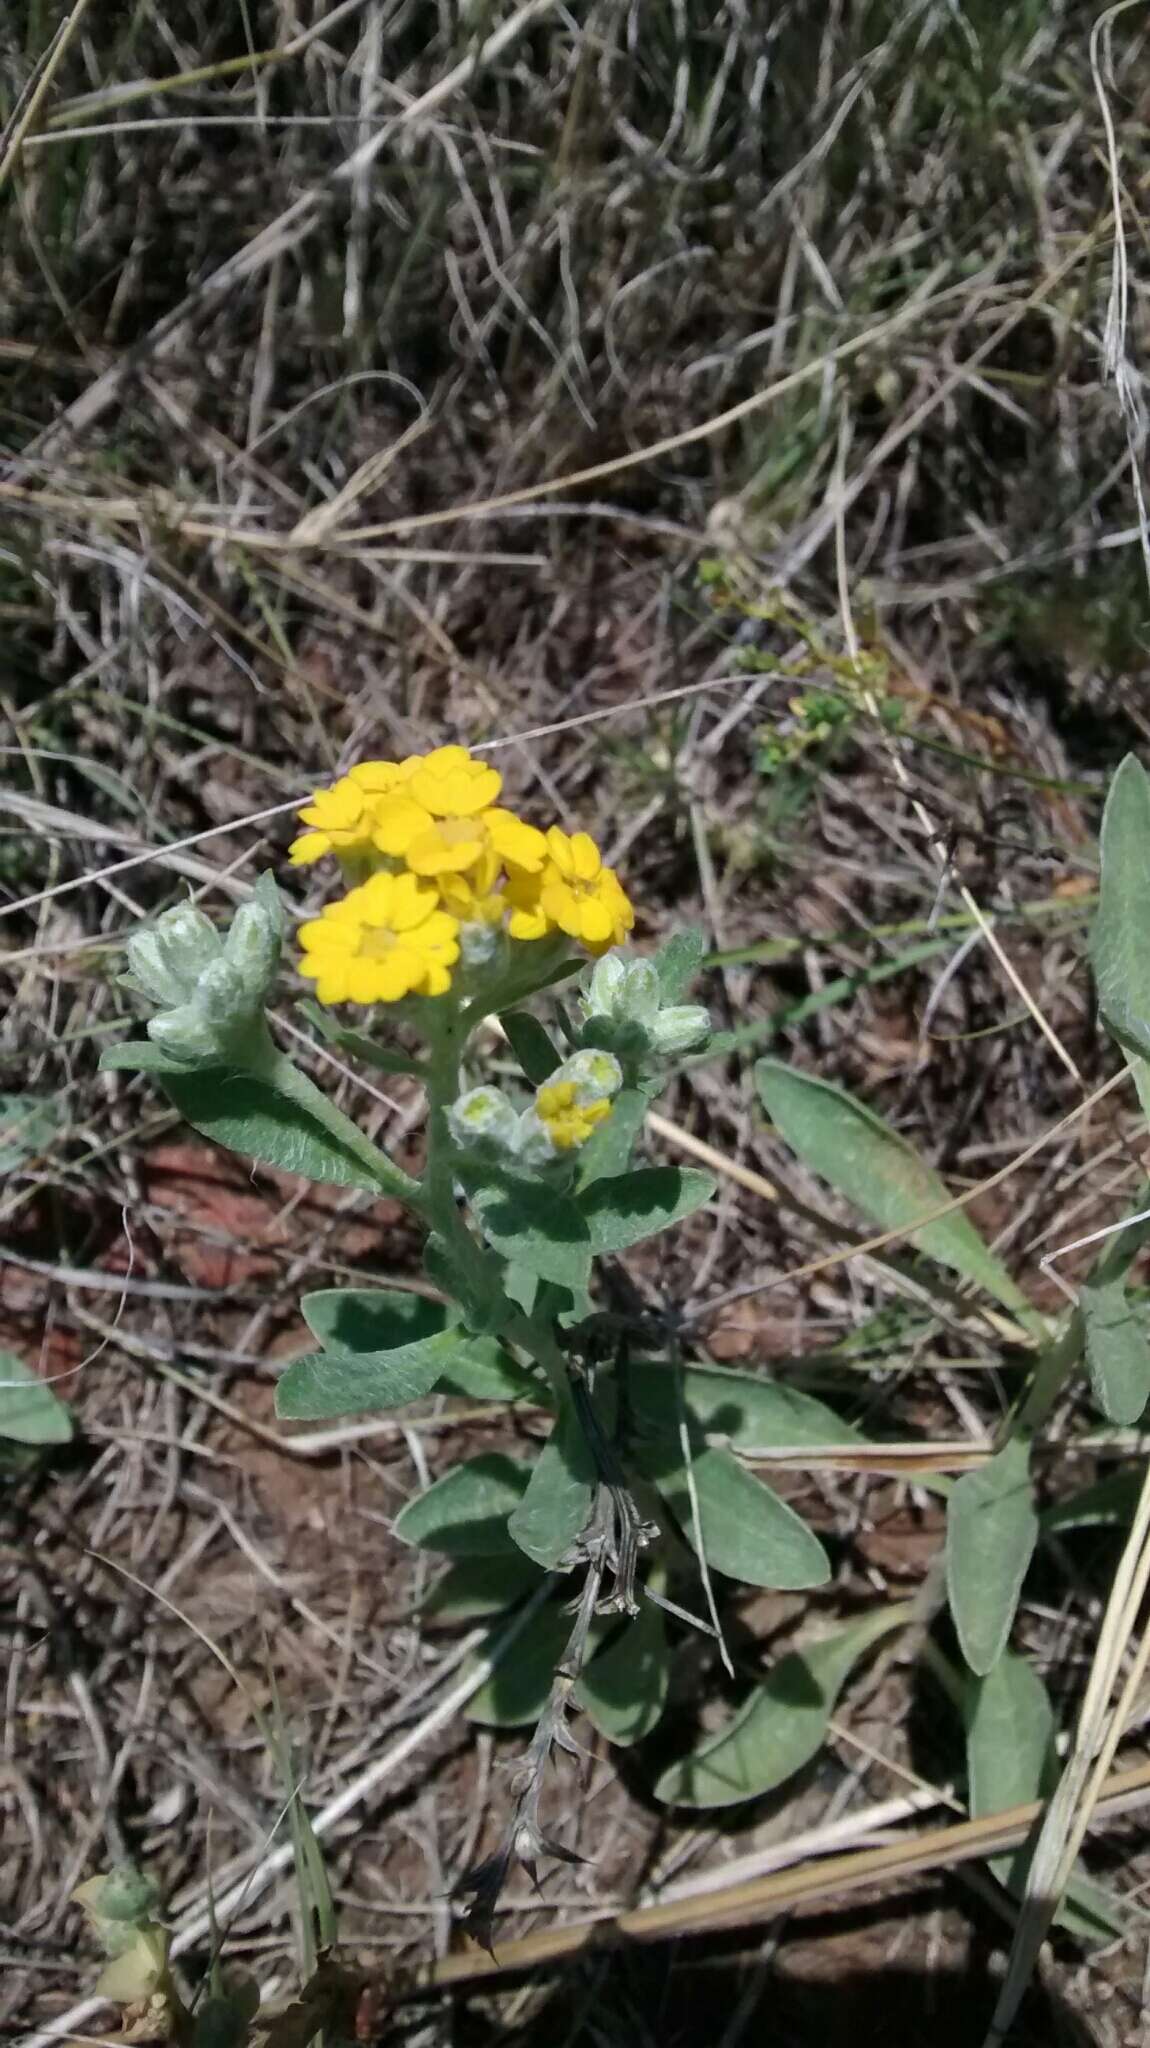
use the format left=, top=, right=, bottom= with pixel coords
left=570, top=831, right=602, bottom=883
left=486, top=808, right=547, bottom=872
left=405, top=825, right=485, bottom=876
left=288, top=831, right=330, bottom=866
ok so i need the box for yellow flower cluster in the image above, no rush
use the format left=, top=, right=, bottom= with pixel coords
left=533, top=1078, right=613, bottom=1151
left=293, top=747, right=634, bottom=1005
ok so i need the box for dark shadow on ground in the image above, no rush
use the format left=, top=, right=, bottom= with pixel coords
left=444, top=1895, right=1104, bottom=2048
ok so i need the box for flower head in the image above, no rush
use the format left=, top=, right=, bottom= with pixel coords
left=299, top=871, right=460, bottom=1005
left=531, top=1079, right=613, bottom=1151
left=523, top=830, right=635, bottom=952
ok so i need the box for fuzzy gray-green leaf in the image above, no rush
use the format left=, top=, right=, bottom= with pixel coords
left=756, top=1059, right=1035, bottom=1322
left=947, top=1435, right=1038, bottom=1675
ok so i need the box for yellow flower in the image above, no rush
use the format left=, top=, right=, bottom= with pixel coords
left=508, top=829, right=634, bottom=952
left=534, top=1079, right=613, bottom=1151
left=406, top=746, right=502, bottom=818
left=298, top=871, right=460, bottom=1004
left=289, top=771, right=387, bottom=867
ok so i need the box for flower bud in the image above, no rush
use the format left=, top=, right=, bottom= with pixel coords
left=124, top=904, right=221, bottom=1007
left=553, top=1048, right=622, bottom=1104
left=447, top=1085, right=518, bottom=1153
left=583, top=951, right=660, bottom=1026
left=650, top=1005, right=710, bottom=1055
left=221, top=875, right=283, bottom=1002
left=145, top=1004, right=221, bottom=1062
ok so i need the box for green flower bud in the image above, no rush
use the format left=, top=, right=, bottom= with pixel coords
left=145, top=1005, right=221, bottom=1062
left=583, top=951, right=660, bottom=1026
left=124, top=904, right=221, bottom=1007
left=651, top=1005, right=710, bottom=1054
left=221, top=875, right=283, bottom=1002
left=447, top=1085, right=518, bottom=1153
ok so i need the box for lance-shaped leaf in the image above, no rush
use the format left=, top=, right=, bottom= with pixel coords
left=656, top=1604, right=908, bottom=1808
left=756, top=1058, right=1036, bottom=1323
left=1092, top=753, right=1150, bottom=1122
left=965, top=1652, right=1124, bottom=1940
left=276, top=1327, right=474, bottom=1420
left=640, top=1439, right=829, bottom=1589
left=1080, top=1187, right=1150, bottom=1424
left=579, top=1166, right=715, bottom=1253
left=654, top=928, right=708, bottom=1003
left=947, top=1434, right=1038, bottom=1674
left=500, top=1011, right=559, bottom=1083
left=629, top=1359, right=863, bottom=1452
left=394, top=1453, right=532, bottom=1556
left=422, top=1553, right=545, bottom=1622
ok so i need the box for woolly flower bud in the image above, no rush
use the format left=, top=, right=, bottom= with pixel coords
left=127, top=876, right=284, bottom=1064
left=553, top=1047, right=623, bottom=1104
left=650, top=1005, right=710, bottom=1055
left=584, top=951, right=659, bottom=1026
left=222, top=878, right=283, bottom=1001
left=447, top=1085, right=518, bottom=1153
left=125, top=904, right=221, bottom=1008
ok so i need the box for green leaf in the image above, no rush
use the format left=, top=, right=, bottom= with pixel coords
left=500, top=1010, right=559, bottom=1083
left=655, top=928, right=708, bottom=1003
left=0, top=1093, right=59, bottom=1170
left=630, top=1360, right=863, bottom=1452
left=579, top=1166, right=715, bottom=1253
left=298, top=1001, right=423, bottom=1075
left=465, top=1603, right=573, bottom=1727
left=964, top=1652, right=1124, bottom=1941
left=640, top=1440, right=830, bottom=1589
left=100, top=1039, right=193, bottom=1075
left=154, top=1064, right=385, bottom=1190
left=301, top=1287, right=444, bottom=1352
left=756, top=1058, right=1035, bottom=1323
left=574, top=1599, right=671, bottom=1746
left=576, top=1087, right=649, bottom=1187
left=966, top=1649, right=1054, bottom=1823
left=463, top=938, right=582, bottom=1020
left=275, top=1329, right=466, bottom=1420
left=422, top=1553, right=546, bottom=1622
left=947, top=1435, right=1038, bottom=1674
left=1080, top=1189, right=1150, bottom=1424
left=1082, top=1282, right=1150, bottom=1426
left=655, top=1605, right=907, bottom=1808
left=0, top=1350, right=73, bottom=1446
left=1092, top=755, right=1150, bottom=1121
left=436, top=1338, right=540, bottom=1402
left=465, top=1168, right=591, bottom=1291
left=508, top=1387, right=596, bottom=1567
left=394, top=1452, right=531, bottom=1556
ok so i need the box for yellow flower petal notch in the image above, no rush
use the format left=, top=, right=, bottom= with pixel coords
left=533, top=1079, right=613, bottom=1150
left=530, top=828, right=635, bottom=953
left=299, top=871, right=460, bottom=1005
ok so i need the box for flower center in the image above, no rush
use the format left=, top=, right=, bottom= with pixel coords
left=361, top=925, right=400, bottom=959
left=439, top=816, right=480, bottom=846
